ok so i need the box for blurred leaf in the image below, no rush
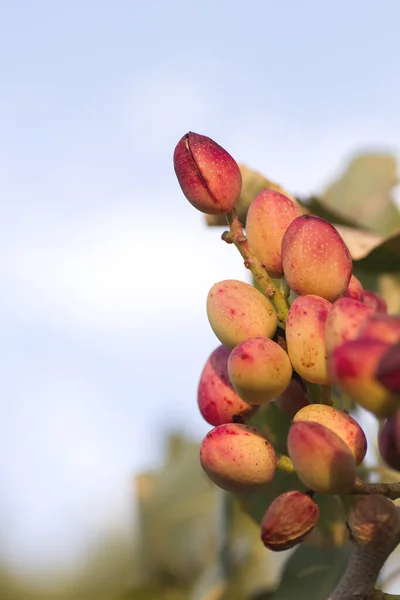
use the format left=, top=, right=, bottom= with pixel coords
left=271, top=544, right=350, bottom=600
left=335, top=225, right=400, bottom=274
left=188, top=563, right=226, bottom=600
left=322, top=153, right=400, bottom=236
left=252, top=592, right=276, bottom=600
left=237, top=469, right=302, bottom=525
left=135, top=433, right=219, bottom=584
left=248, top=401, right=292, bottom=454
left=309, top=494, right=347, bottom=547
left=296, top=196, right=360, bottom=228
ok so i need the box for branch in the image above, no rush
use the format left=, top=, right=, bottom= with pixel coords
left=329, top=542, right=400, bottom=600
left=222, top=208, right=289, bottom=323
left=352, top=479, right=400, bottom=501
left=329, top=495, right=400, bottom=600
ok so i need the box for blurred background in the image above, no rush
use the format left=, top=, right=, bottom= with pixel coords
left=1, top=1, right=400, bottom=598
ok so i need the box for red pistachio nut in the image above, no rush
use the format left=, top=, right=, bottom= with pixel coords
left=261, top=490, right=320, bottom=551
left=173, top=132, right=242, bottom=215
left=197, top=345, right=256, bottom=426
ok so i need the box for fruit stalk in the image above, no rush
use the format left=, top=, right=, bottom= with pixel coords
left=223, top=208, right=289, bottom=323
left=276, top=453, right=295, bottom=473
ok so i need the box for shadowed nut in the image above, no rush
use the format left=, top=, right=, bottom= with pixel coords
left=261, top=490, right=320, bottom=551
left=348, top=495, right=400, bottom=545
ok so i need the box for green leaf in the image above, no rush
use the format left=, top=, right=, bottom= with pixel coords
left=237, top=468, right=302, bottom=525
left=271, top=544, right=350, bottom=600
left=248, top=401, right=292, bottom=455
left=310, top=494, right=347, bottom=546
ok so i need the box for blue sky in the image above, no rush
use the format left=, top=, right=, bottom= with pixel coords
left=1, top=0, right=400, bottom=579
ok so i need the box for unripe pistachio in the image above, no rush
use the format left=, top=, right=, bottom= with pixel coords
left=261, top=491, right=320, bottom=551
left=293, top=404, right=367, bottom=465
left=200, top=423, right=276, bottom=493
left=173, top=132, right=242, bottom=215
left=325, top=297, right=373, bottom=358
left=329, top=339, right=400, bottom=418
left=275, top=379, right=310, bottom=418
left=207, top=280, right=277, bottom=349
left=287, top=421, right=357, bottom=494
left=344, top=275, right=364, bottom=301
left=286, top=295, right=332, bottom=385
left=228, top=337, right=293, bottom=405
left=358, top=314, right=400, bottom=345
left=281, top=215, right=352, bottom=302
left=376, top=343, right=400, bottom=395
left=198, top=345, right=256, bottom=426
left=246, top=189, right=302, bottom=277
left=362, top=290, right=388, bottom=314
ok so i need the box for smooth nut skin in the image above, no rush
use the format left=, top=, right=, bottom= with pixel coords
left=358, top=314, right=400, bottom=345
left=325, top=297, right=373, bottom=358
left=362, top=290, right=388, bottom=314
left=173, top=132, right=242, bottom=215
left=287, top=421, right=357, bottom=494
left=293, top=404, right=367, bottom=465
left=200, top=423, right=276, bottom=493
left=281, top=215, right=352, bottom=302
left=198, top=345, right=256, bottom=426
left=378, top=411, right=400, bottom=471
left=261, top=491, right=320, bottom=551
left=207, top=280, right=277, bottom=349
left=376, top=343, right=400, bottom=394
left=348, top=495, right=400, bottom=545
left=329, top=339, right=400, bottom=418
left=228, top=337, right=293, bottom=405
left=344, top=275, right=364, bottom=301
left=246, top=189, right=302, bottom=277
left=286, top=295, right=332, bottom=384
left=275, top=379, right=310, bottom=418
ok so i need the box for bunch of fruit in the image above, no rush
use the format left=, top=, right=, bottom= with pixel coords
left=173, top=132, right=400, bottom=553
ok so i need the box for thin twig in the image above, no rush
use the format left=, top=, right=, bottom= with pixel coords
left=223, top=208, right=289, bottom=323
left=352, top=479, right=400, bottom=501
